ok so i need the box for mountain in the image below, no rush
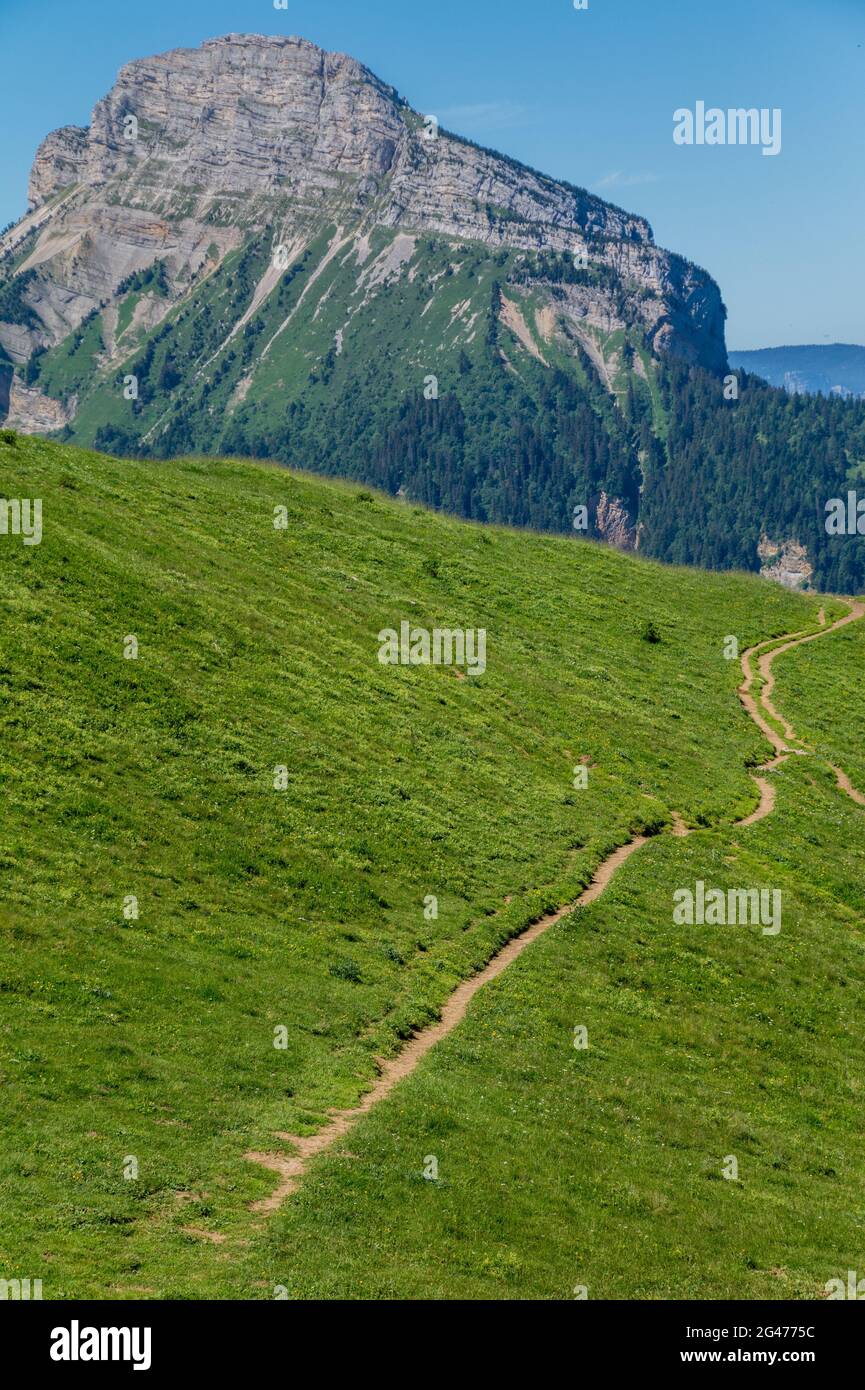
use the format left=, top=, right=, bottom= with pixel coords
left=729, top=344, right=865, bottom=399
left=1, top=33, right=865, bottom=592
left=4, top=431, right=865, bottom=1299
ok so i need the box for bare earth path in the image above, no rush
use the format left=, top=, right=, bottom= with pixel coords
left=247, top=836, right=648, bottom=1211
left=738, top=600, right=865, bottom=810
left=246, top=597, right=865, bottom=1212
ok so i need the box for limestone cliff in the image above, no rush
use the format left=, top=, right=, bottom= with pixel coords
left=6, top=34, right=727, bottom=374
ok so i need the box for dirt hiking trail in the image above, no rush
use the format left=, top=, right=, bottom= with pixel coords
left=246, top=597, right=865, bottom=1213
left=738, top=600, right=865, bottom=809
left=247, top=836, right=647, bottom=1212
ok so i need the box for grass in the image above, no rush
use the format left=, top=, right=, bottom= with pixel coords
left=770, top=615, right=865, bottom=794
left=260, top=757, right=865, bottom=1300
left=37, top=311, right=105, bottom=401
left=116, top=292, right=143, bottom=342
left=0, top=432, right=849, bottom=1299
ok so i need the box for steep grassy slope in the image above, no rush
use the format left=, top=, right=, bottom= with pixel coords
left=25, top=228, right=648, bottom=540
left=770, top=618, right=865, bottom=797
left=0, top=433, right=842, bottom=1298
left=262, top=757, right=865, bottom=1300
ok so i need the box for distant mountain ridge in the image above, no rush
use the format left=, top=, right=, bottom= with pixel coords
left=729, top=344, right=865, bottom=399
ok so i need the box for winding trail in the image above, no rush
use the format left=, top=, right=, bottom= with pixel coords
left=737, top=600, right=865, bottom=812
left=246, top=835, right=648, bottom=1212
left=246, top=596, right=865, bottom=1213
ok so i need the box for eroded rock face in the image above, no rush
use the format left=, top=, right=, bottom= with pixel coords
left=5, top=378, right=76, bottom=434
left=28, top=126, right=89, bottom=208
left=28, top=36, right=407, bottom=210
left=11, top=33, right=727, bottom=371
left=758, top=534, right=813, bottom=590
left=596, top=491, right=637, bottom=550
left=0, top=321, right=40, bottom=365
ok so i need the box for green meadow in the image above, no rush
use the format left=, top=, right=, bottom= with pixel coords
left=771, top=615, right=865, bottom=795
left=0, top=432, right=860, bottom=1299
left=263, top=755, right=865, bottom=1300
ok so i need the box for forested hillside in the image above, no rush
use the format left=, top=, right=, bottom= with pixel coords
left=5, top=218, right=865, bottom=595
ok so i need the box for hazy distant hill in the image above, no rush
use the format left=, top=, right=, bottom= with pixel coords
left=729, top=344, right=865, bottom=399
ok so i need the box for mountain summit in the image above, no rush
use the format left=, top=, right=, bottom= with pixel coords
left=1, top=34, right=863, bottom=592
left=11, top=33, right=725, bottom=375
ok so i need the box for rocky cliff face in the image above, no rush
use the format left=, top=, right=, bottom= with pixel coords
left=28, top=126, right=89, bottom=208
left=29, top=37, right=405, bottom=207
left=4, top=377, right=75, bottom=434
left=8, top=33, right=726, bottom=374
left=596, top=491, right=638, bottom=550
left=757, top=534, right=813, bottom=590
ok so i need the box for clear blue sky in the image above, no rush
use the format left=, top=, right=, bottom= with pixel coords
left=1, top=0, right=862, bottom=349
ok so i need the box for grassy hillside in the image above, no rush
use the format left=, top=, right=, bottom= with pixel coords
left=263, top=756, right=865, bottom=1299
left=0, top=432, right=856, bottom=1299
left=770, top=618, right=865, bottom=796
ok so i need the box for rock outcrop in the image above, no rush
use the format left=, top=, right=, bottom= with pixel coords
left=758, top=534, right=813, bottom=590
left=4, top=378, right=75, bottom=434
left=28, top=126, right=89, bottom=209
left=596, top=492, right=637, bottom=550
